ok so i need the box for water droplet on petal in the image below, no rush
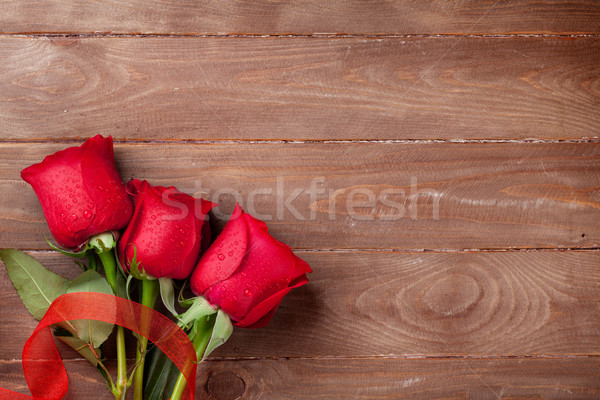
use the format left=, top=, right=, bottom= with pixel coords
left=218, top=242, right=223, bottom=247
left=87, top=203, right=94, bottom=209
left=83, top=210, right=92, bottom=219
left=228, top=251, right=233, bottom=257
left=244, top=289, right=252, bottom=297
left=65, top=204, right=72, bottom=209
left=218, top=254, right=225, bottom=261
left=67, top=227, right=72, bottom=232
left=98, top=185, right=104, bottom=191
left=71, top=214, right=77, bottom=220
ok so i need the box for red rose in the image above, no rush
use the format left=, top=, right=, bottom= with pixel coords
left=190, top=205, right=311, bottom=329
left=21, top=135, right=133, bottom=249
left=118, top=179, right=215, bottom=280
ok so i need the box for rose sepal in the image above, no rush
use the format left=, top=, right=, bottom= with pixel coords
left=176, top=297, right=233, bottom=360
left=158, top=277, right=178, bottom=317
left=45, top=237, right=88, bottom=258
left=125, top=246, right=156, bottom=281
left=176, top=296, right=217, bottom=330
left=47, top=230, right=120, bottom=259
left=201, top=309, right=233, bottom=362
left=87, top=232, right=117, bottom=254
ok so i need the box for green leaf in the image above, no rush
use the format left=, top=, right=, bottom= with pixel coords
left=143, top=345, right=182, bottom=400
left=65, top=270, right=114, bottom=348
left=202, top=309, right=233, bottom=360
left=0, top=249, right=70, bottom=320
left=159, top=277, right=178, bottom=317
left=54, top=331, right=102, bottom=367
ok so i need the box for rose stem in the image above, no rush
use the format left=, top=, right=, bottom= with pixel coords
left=97, top=249, right=129, bottom=400
left=133, top=279, right=159, bottom=400
left=169, top=315, right=215, bottom=400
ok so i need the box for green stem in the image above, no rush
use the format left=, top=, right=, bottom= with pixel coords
left=97, top=249, right=118, bottom=292
left=170, top=316, right=214, bottom=400
left=116, top=326, right=128, bottom=400
left=96, top=249, right=128, bottom=400
left=133, top=279, right=160, bottom=400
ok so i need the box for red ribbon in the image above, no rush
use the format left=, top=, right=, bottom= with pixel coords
left=0, top=292, right=196, bottom=400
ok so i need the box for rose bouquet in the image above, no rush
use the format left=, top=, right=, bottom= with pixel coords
left=0, top=136, right=311, bottom=400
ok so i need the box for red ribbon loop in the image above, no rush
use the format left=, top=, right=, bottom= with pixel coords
left=0, top=292, right=196, bottom=400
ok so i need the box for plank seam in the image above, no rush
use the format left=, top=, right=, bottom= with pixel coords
left=0, top=33, right=599, bottom=39
left=22, top=248, right=600, bottom=254
left=2, top=354, right=599, bottom=363
left=1, top=139, right=599, bottom=145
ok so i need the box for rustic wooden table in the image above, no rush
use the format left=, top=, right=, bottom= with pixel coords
left=1, top=1, right=599, bottom=399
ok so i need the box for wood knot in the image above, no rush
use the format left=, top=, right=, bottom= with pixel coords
left=422, top=274, right=481, bottom=317
left=206, top=371, right=246, bottom=400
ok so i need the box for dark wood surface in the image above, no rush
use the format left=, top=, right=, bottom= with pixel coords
left=1, top=37, right=598, bottom=141
left=1, top=1, right=599, bottom=399
left=1, top=143, right=599, bottom=250
left=1, top=251, right=599, bottom=359
left=2, top=0, right=600, bottom=35
left=2, top=358, right=600, bottom=399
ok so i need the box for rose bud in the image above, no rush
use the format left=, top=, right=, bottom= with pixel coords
left=118, top=179, right=215, bottom=280
left=21, top=135, right=133, bottom=249
left=190, top=204, right=312, bottom=329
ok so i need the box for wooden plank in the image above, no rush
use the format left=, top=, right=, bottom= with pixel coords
left=1, top=251, right=598, bottom=359
left=0, top=360, right=107, bottom=399
left=191, top=358, right=600, bottom=399
left=1, top=1, right=599, bottom=35
left=0, top=142, right=598, bottom=250
left=0, top=357, right=598, bottom=399
left=0, top=37, right=598, bottom=141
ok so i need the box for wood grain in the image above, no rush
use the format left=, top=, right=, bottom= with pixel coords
left=1, top=357, right=599, bottom=399
left=1, top=251, right=598, bottom=360
left=193, top=358, right=600, bottom=400
left=1, top=37, right=599, bottom=141
left=1, top=142, right=598, bottom=250
left=1, top=1, right=599, bottom=35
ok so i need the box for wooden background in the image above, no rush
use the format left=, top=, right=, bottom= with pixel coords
left=1, top=1, right=599, bottom=399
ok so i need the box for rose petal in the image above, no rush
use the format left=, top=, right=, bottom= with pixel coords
left=118, top=180, right=209, bottom=279
left=291, top=256, right=313, bottom=280
left=204, top=213, right=297, bottom=321
left=21, top=135, right=132, bottom=249
left=234, top=274, right=309, bottom=328
left=191, top=204, right=248, bottom=296
left=82, top=136, right=132, bottom=236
